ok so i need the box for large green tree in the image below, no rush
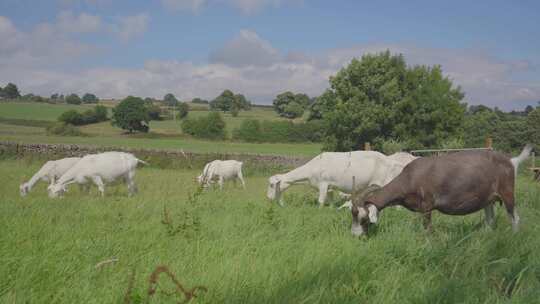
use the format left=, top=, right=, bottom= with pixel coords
left=3, top=83, right=21, bottom=99
left=82, top=93, right=99, bottom=104
left=321, top=50, right=465, bottom=151
left=112, top=96, right=149, bottom=133
left=65, top=93, right=82, bottom=105
left=308, top=90, right=337, bottom=121
left=210, top=90, right=251, bottom=115
left=163, top=93, right=178, bottom=106
left=273, top=91, right=310, bottom=119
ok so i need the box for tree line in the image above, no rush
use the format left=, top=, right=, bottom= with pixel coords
left=3, top=50, right=539, bottom=150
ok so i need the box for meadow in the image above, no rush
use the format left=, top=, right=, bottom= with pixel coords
left=1, top=157, right=540, bottom=303
left=0, top=102, right=321, bottom=156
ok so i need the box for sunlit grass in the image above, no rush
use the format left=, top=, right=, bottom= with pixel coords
left=1, top=158, right=540, bottom=303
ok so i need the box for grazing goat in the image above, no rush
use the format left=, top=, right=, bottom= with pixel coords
left=47, top=152, right=147, bottom=198
left=20, top=157, right=81, bottom=197
left=337, top=152, right=418, bottom=210
left=350, top=145, right=533, bottom=236
left=267, top=151, right=413, bottom=207
left=197, top=160, right=245, bottom=190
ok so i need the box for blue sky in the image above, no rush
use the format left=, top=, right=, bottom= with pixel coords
left=0, top=0, right=539, bottom=109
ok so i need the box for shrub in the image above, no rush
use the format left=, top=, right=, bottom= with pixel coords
left=233, top=119, right=262, bottom=142
left=57, top=105, right=108, bottom=126
left=46, top=122, right=86, bottom=136
left=147, top=104, right=162, bottom=121
left=380, top=139, right=406, bottom=155
left=58, top=110, right=84, bottom=125
left=181, top=112, right=226, bottom=140
left=93, top=105, right=108, bottom=121
left=232, top=120, right=323, bottom=143
left=177, top=102, right=189, bottom=119
left=65, top=94, right=82, bottom=105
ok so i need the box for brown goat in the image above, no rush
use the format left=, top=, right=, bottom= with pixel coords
left=351, top=145, right=533, bottom=236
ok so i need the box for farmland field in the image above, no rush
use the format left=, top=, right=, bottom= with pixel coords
left=1, top=158, right=540, bottom=303
left=0, top=102, right=321, bottom=156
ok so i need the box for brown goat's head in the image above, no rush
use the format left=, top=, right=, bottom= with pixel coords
left=351, top=185, right=380, bottom=236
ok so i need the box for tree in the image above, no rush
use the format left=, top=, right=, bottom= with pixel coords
left=3, top=83, right=20, bottom=99
left=273, top=91, right=309, bottom=119
left=177, top=102, right=189, bottom=119
left=93, top=105, right=108, bottom=122
left=0, top=86, right=3, bottom=99
left=283, top=102, right=304, bottom=119
left=111, top=96, right=149, bottom=133
left=209, top=90, right=251, bottom=115
left=65, top=94, right=82, bottom=105
left=320, top=50, right=465, bottom=151
left=210, top=90, right=235, bottom=112
left=527, top=108, right=540, bottom=146
left=463, top=107, right=499, bottom=148
left=191, top=98, right=208, bottom=104
left=82, top=93, right=99, bottom=104
left=308, top=90, right=337, bottom=121
left=163, top=93, right=178, bottom=106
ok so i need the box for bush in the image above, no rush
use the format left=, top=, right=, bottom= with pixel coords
left=93, top=105, right=108, bottom=122
left=46, top=122, right=86, bottom=136
left=177, top=102, right=189, bottom=119
left=233, top=119, right=262, bottom=142
left=232, top=119, right=323, bottom=143
left=58, top=110, right=84, bottom=125
left=65, top=94, right=82, bottom=105
left=181, top=112, right=226, bottom=140
left=380, top=139, right=406, bottom=155
left=147, top=104, right=162, bottom=121
left=57, top=105, right=108, bottom=126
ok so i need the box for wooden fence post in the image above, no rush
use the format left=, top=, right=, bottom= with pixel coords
left=485, top=137, right=493, bottom=149
left=364, top=142, right=371, bottom=151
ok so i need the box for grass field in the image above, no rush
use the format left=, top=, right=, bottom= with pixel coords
left=0, top=102, right=321, bottom=156
left=1, top=158, right=540, bottom=303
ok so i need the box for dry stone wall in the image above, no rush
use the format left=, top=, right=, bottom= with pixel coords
left=0, top=141, right=310, bottom=170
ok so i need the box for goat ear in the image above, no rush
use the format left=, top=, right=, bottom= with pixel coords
left=275, top=180, right=281, bottom=197
left=367, top=204, right=378, bottom=224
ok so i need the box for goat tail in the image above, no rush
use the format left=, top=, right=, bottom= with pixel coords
left=136, top=158, right=150, bottom=166
left=510, top=144, right=533, bottom=170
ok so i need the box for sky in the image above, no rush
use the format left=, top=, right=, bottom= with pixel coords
left=0, top=0, right=539, bottom=110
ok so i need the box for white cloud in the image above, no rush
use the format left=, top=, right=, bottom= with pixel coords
left=56, top=10, right=102, bottom=33
left=162, top=0, right=207, bottom=12
left=209, top=29, right=280, bottom=67
left=0, top=12, right=148, bottom=70
left=162, top=0, right=301, bottom=14
left=110, top=14, right=149, bottom=42
left=0, top=26, right=538, bottom=110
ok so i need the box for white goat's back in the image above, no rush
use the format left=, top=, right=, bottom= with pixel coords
left=57, top=152, right=140, bottom=184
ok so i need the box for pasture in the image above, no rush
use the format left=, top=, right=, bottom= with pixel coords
left=1, top=157, right=540, bottom=303
left=0, top=102, right=322, bottom=156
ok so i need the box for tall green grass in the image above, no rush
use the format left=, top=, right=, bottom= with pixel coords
left=1, top=159, right=539, bottom=303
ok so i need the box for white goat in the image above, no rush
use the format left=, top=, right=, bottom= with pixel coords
left=198, top=160, right=245, bottom=190
left=267, top=151, right=415, bottom=207
left=337, top=151, right=418, bottom=210
left=47, top=152, right=148, bottom=198
left=20, top=157, right=81, bottom=197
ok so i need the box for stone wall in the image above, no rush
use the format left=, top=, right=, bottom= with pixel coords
left=0, top=141, right=310, bottom=169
